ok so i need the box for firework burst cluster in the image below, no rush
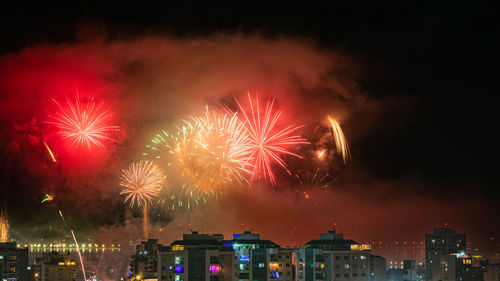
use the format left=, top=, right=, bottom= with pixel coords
left=141, top=94, right=309, bottom=211
left=38, top=89, right=349, bottom=239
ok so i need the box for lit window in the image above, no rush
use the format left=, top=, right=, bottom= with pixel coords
left=269, top=263, right=279, bottom=270
left=344, top=264, right=350, bottom=269
left=239, top=255, right=250, bottom=262
left=172, top=245, right=184, bottom=251
left=174, top=256, right=184, bottom=265
left=209, top=265, right=221, bottom=273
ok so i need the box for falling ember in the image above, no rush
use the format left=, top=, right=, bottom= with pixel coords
left=58, top=210, right=66, bottom=223
left=41, top=194, right=54, bottom=204
left=317, top=150, right=326, bottom=159
left=43, top=141, right=57, bottom=162
left=236, top=94, right=309, bottom=184
left=0, top=208, right=9, bottom=242
left=327, top=116, right=350, bottom=164
left=47, top=94, right=119, bottom=150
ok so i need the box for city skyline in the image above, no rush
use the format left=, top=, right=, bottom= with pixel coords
left=0, top=2, right=499, bottom=281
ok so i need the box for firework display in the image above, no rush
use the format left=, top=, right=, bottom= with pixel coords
left=327, top=116, right=350, bottom=163
left=140, top=95, right=312, bottom=215
left=236, top=94, right=309, bottom=184
left=120, top=161, right=164, bottom=208
left=189, top=108, right=254, bottom=190
left=43, top=140, right=57, bottom=162
left=41, top=194, right=54, bottom=203
left=47, top=94, right=119, bottom=150
left=0, top=209, right=9, bottom=242
left=120, top=161, right=164, bottom=239
left=143, top=123, right=212, bottom=211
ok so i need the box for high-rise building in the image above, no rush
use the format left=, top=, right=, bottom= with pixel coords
left=0, top=241, right=29, bottom=280
left=425, top=227, right=466, bottom=281
left=129, top=239, right=163, bottom=280
left=370, top=255, right=387, bottom=281
left=455, top=253, right=485, bottom=281
left=33, top=251, right=77, bottom=281
left=158, top=231, right=234, bottom=281
left=294, top=229, right=372, bottom=281
left=387, top=269, right=404, bottom=281
left=157, top=230, right=293, bottom=281
left=484, top=263, right=500, bottom=281
left=225, top=231, right=293, bottom=281
left=401, top=260, right=425, bottom=281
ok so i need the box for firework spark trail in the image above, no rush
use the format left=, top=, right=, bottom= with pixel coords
left=95, top=248, right=105, bottom=278
left=295, top=168, right=330, bottom=188
left=327, top=116, right=350, bottom=163
left=47, top=94, right=119, bottom=150
left=58, top=210, right=86, bottom=281
left=43, top=141, right=57, bottom=162
left=58, top=210, right=66, bottom=224
left=285, top=225, right=297, bottom=246
left=41, top=194, right=53, bottom=203
left=0, top=209, right=9, bottom=242
left=71, top=229, right=87, bottom=281
left=236, top=94, right=309, bottom=184
left=120, top=161, right=164, bottom=240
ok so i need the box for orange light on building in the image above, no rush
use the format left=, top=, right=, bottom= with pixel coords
left=269, top=263, right=279, bottom=270
left=172, top=245, right=184, bottom=251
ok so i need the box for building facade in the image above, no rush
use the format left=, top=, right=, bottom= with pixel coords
left=158, top=232, right=234, bottom=281
left=33, top=251, right=77, bottom=281
left=129, top=239, right=163, bottom=280
left=158, top=231, right=293, bottom=281
left=370, top=255, right=387, bottom=281
left=226, top=231, right=293, bottom=281
left=0, top=241, right=29, bottom=281
left=425, top=227, right=466, bottom=281
left=295, top=229, right=371, bottom=281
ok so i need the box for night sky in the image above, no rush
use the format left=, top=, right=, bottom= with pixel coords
left=0, top=1, right=499, bottom=259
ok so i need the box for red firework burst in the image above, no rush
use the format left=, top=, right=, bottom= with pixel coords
left=47, top=94, right=119, bottom=150
left=236, top=94, right=309, bottom=184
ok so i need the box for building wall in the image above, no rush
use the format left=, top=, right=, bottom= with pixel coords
left=0, top=242, right=29, bottom=281
left=370, top=255, right=387, bottom=281
left=295, top=248, right=370, bottom=281
left=484, top=263, right=500, bottom=281
left=158, top=247, right=236, bottom=281
left=425, top=228, right=465, bottom=281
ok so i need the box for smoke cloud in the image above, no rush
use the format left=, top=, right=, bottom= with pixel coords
left=1, top=31, right=496, bottom=268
